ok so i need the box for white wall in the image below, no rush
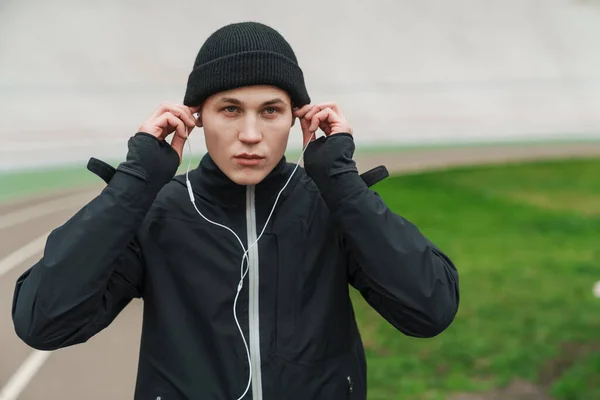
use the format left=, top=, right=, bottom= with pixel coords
left=1, top=0, right=599, bottom=171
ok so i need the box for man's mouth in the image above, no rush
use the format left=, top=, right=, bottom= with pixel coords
left=234, top=153, right=265, bottom=166
left=235, top=153, right=265, bottom=159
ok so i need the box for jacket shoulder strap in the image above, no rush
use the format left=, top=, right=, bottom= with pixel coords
left=360, top=165, right=389, bottom=187
left=87, top=157, right=116, bottom=184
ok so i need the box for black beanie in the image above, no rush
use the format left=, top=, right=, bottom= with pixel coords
left=183, top=22, right=310, bottom=108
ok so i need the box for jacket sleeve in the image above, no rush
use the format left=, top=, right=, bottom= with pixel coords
left=304, top=133, right=459, bottom=338
left=11, top=132, right=180, bottom=351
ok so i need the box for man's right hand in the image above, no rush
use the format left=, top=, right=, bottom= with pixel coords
left=138, top=103, right=200, bottom=162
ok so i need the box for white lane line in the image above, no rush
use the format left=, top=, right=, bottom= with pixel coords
left=0, top=350, right=51, bottom=400
left=0, top=232, right=50, bottom=278
left=0, top=192, right=96, bottom=230
left=0, top=232, right=53, bottom=400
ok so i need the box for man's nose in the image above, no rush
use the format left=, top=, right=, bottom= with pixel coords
left=238, top=118, right=262, bottom=144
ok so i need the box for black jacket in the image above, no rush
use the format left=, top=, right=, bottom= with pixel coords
left=12, top=132, right=459, bottom=400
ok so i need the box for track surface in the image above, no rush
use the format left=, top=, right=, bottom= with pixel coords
left=1, top=143, right=599, bottom=400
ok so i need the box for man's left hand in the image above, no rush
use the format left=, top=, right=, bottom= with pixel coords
left=293, top=102, right=353, bottom=147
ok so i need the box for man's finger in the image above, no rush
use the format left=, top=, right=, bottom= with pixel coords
left=304, top=102, right=343, bottom=121
left=148, top=103, right=167, bottom=120
left=170, top=131, right=187, bottom=163
left=293, top=104, right=313, bottom=119
left=309, top=108, right=338, bottom=132
left=166, top=114, right=188, bottom=141
left=153, top=103, right=197, bottom=128
left=156, top=112, right=186, bottom=141
left=154, top=112, right=175, bottom=139
left=300, top=117, right=314, bottom=147
left=304, top=105, right=322, bottom=121
left=151, top=103, right=178, bottom=120
left=313, top=102, right=342, bottom=117
left=170, top=104, right=197, bottom=128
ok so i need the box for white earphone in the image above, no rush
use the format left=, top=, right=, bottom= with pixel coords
left=183, top=122, right=314, bottom=400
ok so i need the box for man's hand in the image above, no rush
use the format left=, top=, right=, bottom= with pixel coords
left=138, top=103, right=200, bottom=162
left=293, top=102, right=353, bottom=147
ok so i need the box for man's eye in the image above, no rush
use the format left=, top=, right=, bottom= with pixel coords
left=224, top=106, right=238, bottom=113
left=264, top=107, right=278, bottom=114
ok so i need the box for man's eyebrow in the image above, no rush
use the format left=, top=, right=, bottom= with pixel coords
left=217, top=97, right=288, bottom=106
left=217, top=97, right=243, bottom=105
left=262, top=98, right=287, bottom=106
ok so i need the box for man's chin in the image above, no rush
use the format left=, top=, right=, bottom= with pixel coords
left=228, top=166, right=269, bottom=186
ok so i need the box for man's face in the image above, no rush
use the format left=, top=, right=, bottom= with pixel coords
left=199, top=85, right=295, bottom=186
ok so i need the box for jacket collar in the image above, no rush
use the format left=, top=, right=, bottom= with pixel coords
left=184, top=152, right=301, bottom=209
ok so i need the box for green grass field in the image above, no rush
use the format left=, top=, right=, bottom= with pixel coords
left=0, top=164, right=98, bottom=203
left=356, top=157, right=600, bottom=399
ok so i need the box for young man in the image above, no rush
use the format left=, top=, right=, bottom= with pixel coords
left=11, top=22, right=459, bottom=399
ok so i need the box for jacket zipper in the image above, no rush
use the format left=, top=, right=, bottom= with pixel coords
left=246, top=185, right=263, bottom=400
left=347, top=375, right=354, bottom=397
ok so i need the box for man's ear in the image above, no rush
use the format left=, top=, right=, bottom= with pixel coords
left=191, top=102, right=205, bottom=128
left=195, top=111, right=203, bottom=128
left=291, top=105, right=298, bottom=127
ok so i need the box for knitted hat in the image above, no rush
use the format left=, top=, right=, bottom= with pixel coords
left=183, top=22, right=310, bottom=108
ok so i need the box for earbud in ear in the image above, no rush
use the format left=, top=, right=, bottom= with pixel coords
left=291, top=106, right=299, bottom=127
left=194, top=112, right=203, bottom=128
